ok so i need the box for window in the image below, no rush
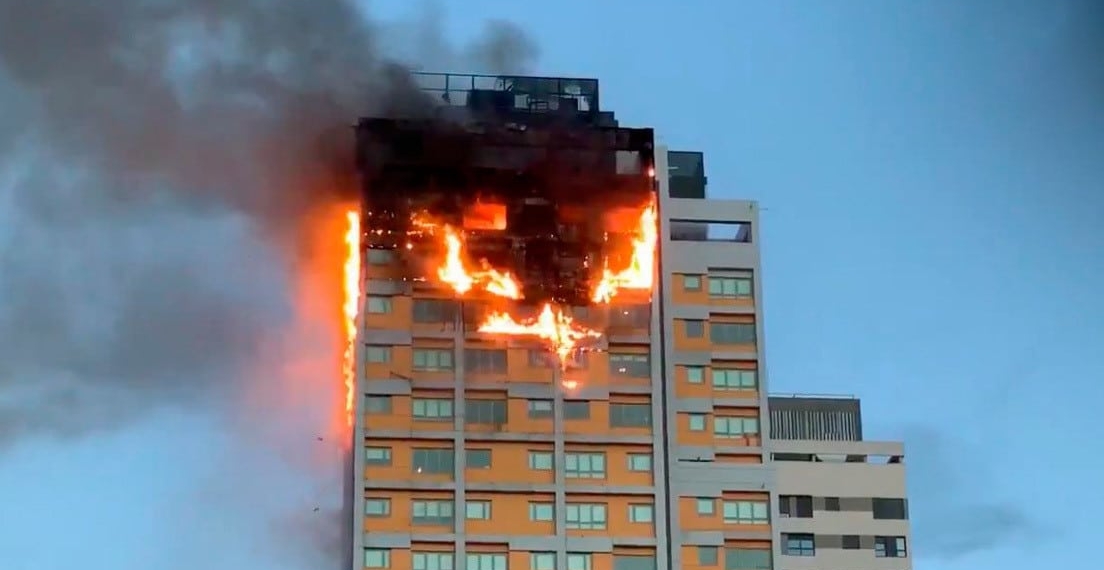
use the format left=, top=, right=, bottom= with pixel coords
left=528, top=502, right=554, bottom=521
left=609, top=353, right=650, bottom=377
left=365, top=396, right=392, bottom=414
left=872, top=497, right=908, bottom=519
left=367, top=249, right=394, bottom=265
left=782, top=533, right=814, bottom=556
left=612, top=555, right=655, bottom=570
left=528, top=451, right=553, bottom=471
left=565, top=503, right=607, bottom=529
left=683, top=274, right=702, bottom=291
left=528, top=399, right=553, bottom=418
left=841, top=535, right=860, bottom=549
left=365, top=498, right=390, bottom=516
left=684, top=320, right=705, bottom=338
left=779, top=495, right=813, bottom=518
left=528, top=349, right=551, bottom=368
left=628, top=503, right=654, bottom=522
left=412, top=448, right=454, bottom=474
left=712, top=369, right=756, bottom=389
left=724, top=548, right=770, bottom=570
left=413, top=398, right=454, bottom=421
left=875, top=536, right=907, bottom=558
left=696, top=498, right=715, bottom=515
left=722, top=500, right=769, bottom=524
left=686, top=366, right=704, bottom=384
left=823, top=496, right=840, bottom=511
left=627, top=453, right=652, bottom=471
left=465, top=500, right=491, bottom=520
left=529, top=553, right=555, bottom=570
left=366, top=345, right=391, bottom=363
left=365, top=446, right=392, bottom=465
left=610, top=403, right=652, bottom=427
left=365, top=549, right=390, bottom=568
left=609, top=305, right=651, bottom=328
left=466, top=553, right=507, bottom=570
left=414, top=553, right=455, bottom=570
left=697, top=546, right=718, bottom=566
left=564, top=400, right=590, bottom=419
left=710, top=323, right=756, bottom=344
left=366, top=295, right=392, bottom=314
left=714, top=416, right=759, bottom=437
left=465, top=348, right=507, bottom=374
left=688, top=414, right=707, bottom=431
left=413, top=299, right=456, bottom=323
left=708, top=276, right=752, bottom=298
left=466, top=449, right=491, bottom=469
left=566, top=553, right=592, bottom=570
left=465, top=399, right=507, bottom=424
left=564, top=452, right=606, bottom=478
left=413, top=348, right=453, bottom=371
left=412, top=499, right=454, bottom=525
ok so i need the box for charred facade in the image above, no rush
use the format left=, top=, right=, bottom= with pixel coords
left=355, top=73, right=655, bottom=307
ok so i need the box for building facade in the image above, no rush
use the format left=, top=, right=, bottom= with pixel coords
left=351, top=144, right=910, bottom=570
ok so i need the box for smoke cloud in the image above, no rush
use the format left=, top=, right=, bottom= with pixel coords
left=0, top=0, right=537, bottom=567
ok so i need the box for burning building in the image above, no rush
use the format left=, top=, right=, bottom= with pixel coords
left=345, top=73, right=912, bottom=570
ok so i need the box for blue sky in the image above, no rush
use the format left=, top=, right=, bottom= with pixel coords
left=2, top=1, right=1102, bottom=569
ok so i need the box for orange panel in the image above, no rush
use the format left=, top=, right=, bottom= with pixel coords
left=464, top=493, right=555, bottom=536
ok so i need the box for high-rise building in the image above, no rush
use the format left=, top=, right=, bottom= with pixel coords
left=349, top=73, right=910, bottom=570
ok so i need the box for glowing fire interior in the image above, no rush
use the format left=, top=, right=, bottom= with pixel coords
left=343, top=210, right=362, bottom=427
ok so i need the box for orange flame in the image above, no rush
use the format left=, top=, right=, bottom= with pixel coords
left=592, top=203, right=658, bottom=303
left=437, top=225, right=522, bottom=299
left=342, top=210, right=361, bottom=427
left=478, top=304, right=602, bottom=377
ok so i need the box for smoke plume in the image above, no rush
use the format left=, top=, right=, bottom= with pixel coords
left=0, top=0, right=537, bottom=567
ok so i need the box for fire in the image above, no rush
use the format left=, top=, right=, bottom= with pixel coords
left=342, top=210, right=361, bottom=427
left=479, top=304, right=602, bottom=378
left=592, top=203, right=658, bottom=303
left=437, top=225, right=522, bottom=299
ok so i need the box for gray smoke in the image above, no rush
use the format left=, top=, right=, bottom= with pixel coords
left=0, top=0, right=537, bottom=567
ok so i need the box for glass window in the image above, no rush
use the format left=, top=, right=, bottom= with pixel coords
left=365, top=498, right=390, bottom=516
left=612, top=555, right=656, bottom=570
left=366, top=345, right=391, bottom=363
left=564, top=400, right=590, bottom=419
left=627, top=453, right=652, bottom=472
left=365, top=549, right=390, bottom=568
left=823, top=497, right=841, bottom=511
left=841, top=535, right=860, bottom=549
left=464, top=399, right=507, bottom=424
left=697, top=547, right=718, bottom=566
left=874, top=536, right=907, bottom=558
left=684, top=320, right=705, bottom=338
left=872, top=498, right=908, bottom=519
left=609, top=353, right=650, bottom=377
left=412, top=398, right=453, bottom=420
left=528, top=502, right=554, bottom=521
left=466, top=449, right=492, bottom=469
left=566, top=554, right=592, bottom=570
left=412, top=448, right=454, bottom=475
left=529, top=553, right=555, bottom=570
left=708, top=276, right=752, bottom=299
left=412, top=500, right=454, bottom=525
left=782, top=533, right=815, bottom=556
left=712, top=369, right=757, bottom=389
left=610, top=403, right=652, bottom=428
left=564, top=452, right=606, bottom=478
left=466, top=553, right=507, bottom=570
left=710, top=323, right=756, bottom=344
left=628, top=504, right=654, bottom=522
left=366, top=295, right=392, bottom=314
left=714, top=416, right=760, bottom=437
left=365, top=396, right=392, bottom=414
left=465, top=348, right=507, bottom=374
left=527, top=399, right=554, bottom=418
left=367, top=249, right=394, bottom=265
left=413, top=299, right=456, bottom=323
left=686, top=366, right=705, bottom=384
left=696, top=498, right=715, bottom=515
left=565, top=503, right=607, bottom=529
left=723, top=500, right=769, bottom=524
left=724, top=548, right=770, bottom=570
left=465, top=500, right=491, bottom=520
left=414, top=553, right=455, bottom=570
left=413, top=348, right=453, bottom=371
left=683, top=274, right=702, bottom=291
left=528, top=451, right=553, bottom=471
left=365, top=446, right=392, bottom=465
left=688, top=413, right=707, bottom=431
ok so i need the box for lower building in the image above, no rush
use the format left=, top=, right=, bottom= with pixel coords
left=769, top=395, right=912, bottom=569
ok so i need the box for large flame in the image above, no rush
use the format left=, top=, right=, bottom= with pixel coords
left=592, top=203, right=658, bottom=303
left=479, top=304, right=602, bottom=380
left=342, top=210, right=361, bottom=428
left=437, top=225, right=522, bottom=299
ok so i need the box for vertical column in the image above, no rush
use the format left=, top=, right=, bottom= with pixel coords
left=453, top=302, right=467, bottom=567
left=651, top=148, right=676, bottom=570
left=350, top=271, right=368, bottom=570
left=552, top=365, right=567, bottom=570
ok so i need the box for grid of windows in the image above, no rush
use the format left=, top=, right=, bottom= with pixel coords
left=565, top=503, right=607, bottom=529
left=564, top=452, right=606, bottom=478
left=466, top=553, right=507, bottom=570
left=628, top=503, right=654, bottom=522
left=413, top=348, right=453, bottom=371
left=365, top=498, right=390, bottom=516
left=366, top=345, right=391, bottom=363
left=528, top=502, right=554, bottom=521
left=566, top=553, right=592, bottom=570
left=367, top=295, right=392, bottom=314
left=412, top=398, right=453, bottom=420
left=414, top=553, right=455, bottom=570
left=627, top=453, right=652, bottom=471
left=411, top=499, right=454, bottom=525
left=709, top=276, right=752, bottom=298
left=875, top=536, right=908, bottom=558
left=714, top=416, right=760, bottom=437
left=413, top=299, right=456, bottom=323
left=610, top=403, right=652, bottom=427
left=465, top=348, right=507, bottom=373
left=609, top=353, right=650, bottom=377
left=365, top=396, right=392, bottom=414
left=529, top=553, right=555, bottom=570
left=365, top=549, right=390, bottom=568
left=412, top=448, right=454, bottom=474
left=365, top=446, right=391, bottom=465
left=782, top=533, right=815, bottom=556
left=722, top=500, right=769, bottom=524
left=465, top=500, right=492, bottom=519
left=712, top=369, right=756, bottom=389
left=725, top=548, right=770, bottom=569
left=465, top=399, right=507, bottom=424
left=528, top=451, right=553, bottom=470
left=711, top=323, right=756, bottom=344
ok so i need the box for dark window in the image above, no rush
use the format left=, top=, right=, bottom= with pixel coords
left=564, top=400, right=590, bottom=420
left=875, top=536, right=907, bottom=558
left=413, top=348, right=453, bottom=371
left=365, top=396, right=392, bottom=414
left=412, top=398, right=453, bottom=420
left=413, top=299, right=456, bottom=323
left=684, top=320, right=705, bottom=338
left=872, top=498, right=908, bottom=519
left=823, top=496, right=840, bottom=511
left=412, top=448, right=454, bottom=474
left=365, top=446, right=392, bottom=465
left=724, top=548, right=770, bottom=570
left=710, top=322, right=756, bottom=344
left=782, top=533, right=815, bottom=557
left=527, top=399, right=553, bottom=419
left=697, top=546, right=718, bottom=566
left=528, top=349, right=551, bottom=368
left=612, top=555, right=656, bottom=570
left=465, top=399, right=507, bottom=424
left=609, top=304, right=651, bottom=328
left=465, top=449, right=491, bottom=469
left=465, top=349, right=507, bottom=374
left=841, top=535, right=860, bottom=549
left=610, top=403, right=652, bottom=427
left=779, top=495, right=813, bottom=518
left=609, top=353, right=650, bottom=377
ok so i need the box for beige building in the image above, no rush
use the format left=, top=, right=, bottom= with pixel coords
left=769, top=395, right=912, bottom=569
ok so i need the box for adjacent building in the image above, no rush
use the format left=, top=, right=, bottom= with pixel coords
left=351, top=74, right=910, bottom=570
